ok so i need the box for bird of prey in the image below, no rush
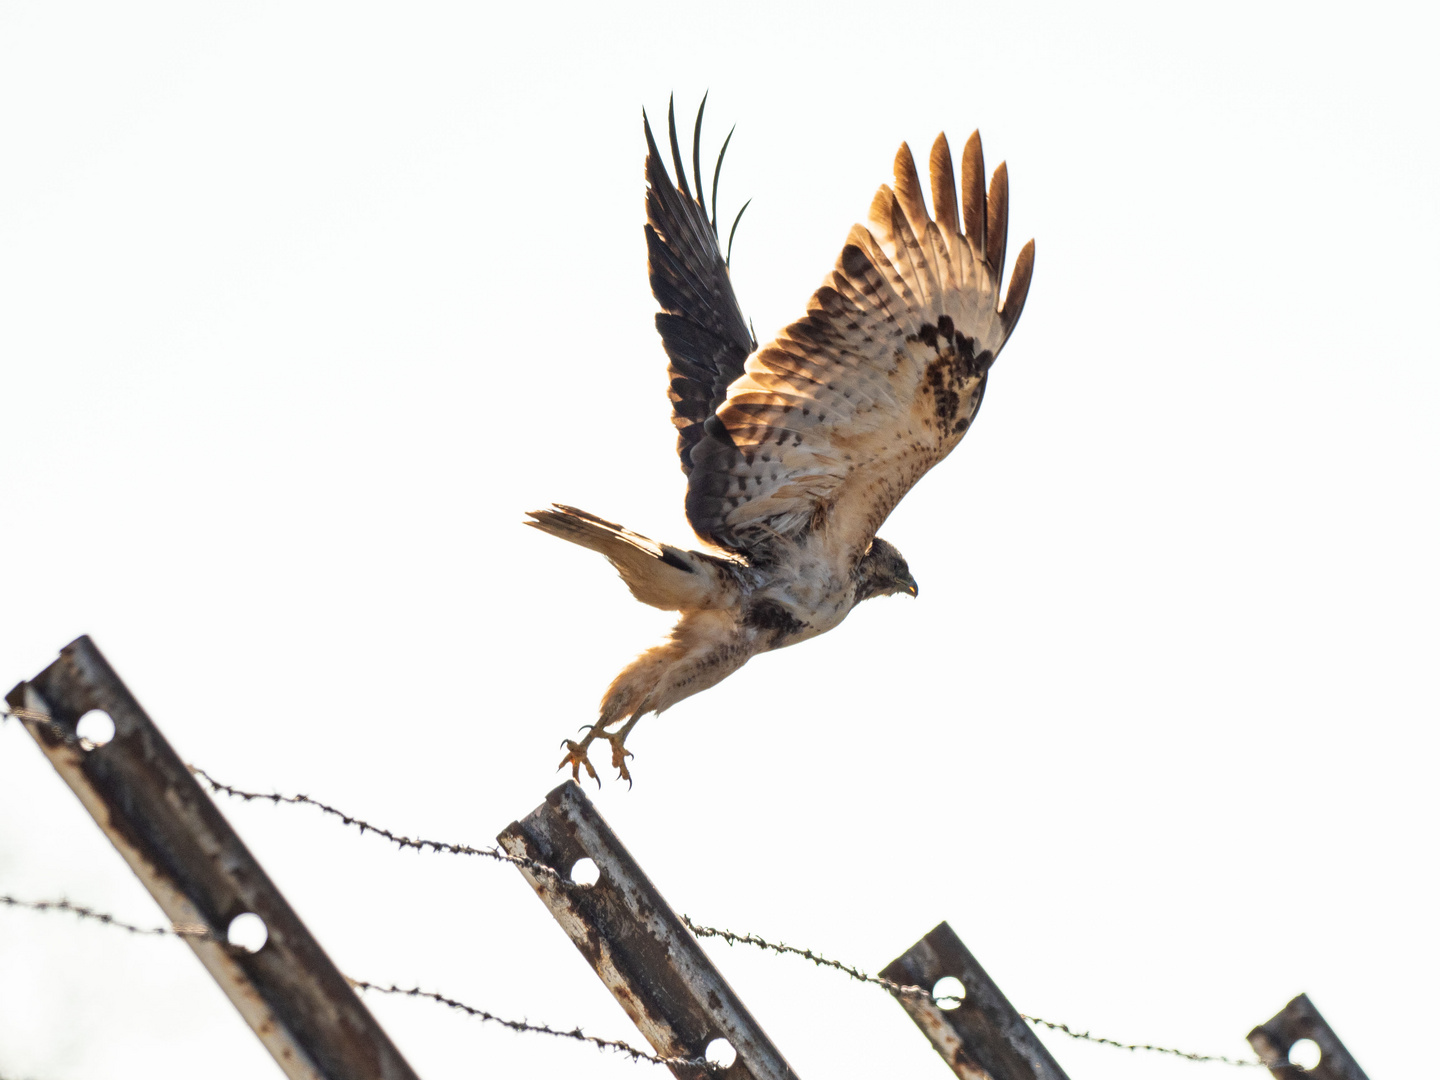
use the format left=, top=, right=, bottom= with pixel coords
left=528, top=99, right=1033, bottom=784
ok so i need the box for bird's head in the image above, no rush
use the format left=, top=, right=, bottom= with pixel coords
left=855, top=537, right=919, bottom=601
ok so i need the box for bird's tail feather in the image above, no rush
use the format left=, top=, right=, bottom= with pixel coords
left=524, top=504, right=663, bottom=561
left=524, top=504, right=725, bottom=611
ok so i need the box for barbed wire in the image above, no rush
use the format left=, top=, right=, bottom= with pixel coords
left=0, top=895, right=217, bottom=941
left=1, top=893, right=693, bottom=1071
left=1, top=710, right=564, bottom=883
left=187, top=766, right=570, bottom=885
left=683, top=919, right=1269, bottom=1069
left=188, top=766, right=1271, bottom=1070
left=680, top=918, right=940, bottom=1001
left=349, top=981, right=712, bottom=1071
left=1023, top=1017, right=1270, bottom=1068
left=0, top=716, right=1275, bottom=1072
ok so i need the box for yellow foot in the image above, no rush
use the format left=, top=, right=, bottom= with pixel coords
left=605, top=736, right=635, bottom=787
left=558, top=739, right=599, bottom=784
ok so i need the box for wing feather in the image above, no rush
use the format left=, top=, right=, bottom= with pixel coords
left=985, top=161, right=1009, bottom=281
left=960, top=130, right=986, bottom=257
left=684, top=130, right=1034, bottom=561
left=644, top=102, right=756, bottom=477
left=929, top=133, right=960, bottom=236
left=891, top=142, right=929, bottom=240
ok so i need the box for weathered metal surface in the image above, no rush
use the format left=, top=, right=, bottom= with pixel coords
left=6, top=636, right=419, bottom=1080
left=881, top=922, right=1069, bottom=1080
left=498, top=780, right=799, bottom=1080
left=1248, top=994, right=1370, bottom=1080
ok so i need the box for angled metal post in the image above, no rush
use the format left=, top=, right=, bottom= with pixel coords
left=6, top=636, right=420, bottom=1080
left=498, top=780, right=799, bottom=1080
left=1248, top=994, right=1369, bottom=1080
left=881, top=922, right=1069, bottom=1080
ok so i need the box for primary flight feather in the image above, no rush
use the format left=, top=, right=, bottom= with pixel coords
left=528, top=98, right=1034, bottom=784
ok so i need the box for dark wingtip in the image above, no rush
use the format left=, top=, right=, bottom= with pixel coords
left=667, top=94, right=690, bottom=197
left=726, top=198, right=752, bottom=267
left=712, top=124, right=736, bottom=234
left=642, top=108, right=665, bottom=180
left=693, top=92, right=709, bottom=222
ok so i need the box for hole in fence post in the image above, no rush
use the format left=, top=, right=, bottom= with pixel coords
left=705, top=1037, right=737, bottom=1069
left=1288, top=1039, right=1322, bottom=1071
left=227, top=912, right=268, bottom=953
left=932, top=976, right=966, bottom=1011
left=76, top=709, right=115, bottom=747
left=569, top=858, right=600, bottom=886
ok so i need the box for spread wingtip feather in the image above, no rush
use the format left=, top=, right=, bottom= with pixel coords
left=1001, top=238, right=1034, bottom=331
left=929, top=133, right=959, bottom=236
left=892, top=142, right=928, bottom=238
left=986, top=161, right=1009, bottom=280
left=960, top=130, right=986, bottom=251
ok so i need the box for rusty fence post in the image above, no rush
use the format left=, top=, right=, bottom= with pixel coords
left=881, top=922, right=1069, bottom=1080
left=498, top=780, right=800, bottom=1080
left=6, top=636, right=420, bottom=1080
left=1248, top=994, right=1369, bottom=1080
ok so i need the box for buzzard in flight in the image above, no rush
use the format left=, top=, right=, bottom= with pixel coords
left=529, top=100, right=1034, bottom=784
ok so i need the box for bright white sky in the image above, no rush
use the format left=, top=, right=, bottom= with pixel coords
left=1, top=3, right=1436, bottom=1079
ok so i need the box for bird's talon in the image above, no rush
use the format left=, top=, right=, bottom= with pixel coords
left=608, top=739, right=635, bottom=785
left=558, top=740, right=600, bottom=785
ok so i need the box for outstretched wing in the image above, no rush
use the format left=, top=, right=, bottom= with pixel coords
left=645, top=97, right=757, bottom=476
left=684, top=131, right=1035, bottom=563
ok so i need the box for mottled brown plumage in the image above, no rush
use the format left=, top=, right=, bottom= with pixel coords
left=527, top=100, right=1034, bottom=784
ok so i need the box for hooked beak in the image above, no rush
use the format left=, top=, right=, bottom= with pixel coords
left=902, top=576, right=919, bottom=598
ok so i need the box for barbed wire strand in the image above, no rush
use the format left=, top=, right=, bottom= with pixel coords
left=0, top=709, right=562, bottom=884
left=1024, top=1016, right=1268, bottom=1068
left=0, top=893, right=697, bottom=1071
left=683, top=919, right=1269, bottom=1069
left=0, top=714, right=1275, bottom=1071
left=186, top=766, right=571, bottom=886
left=0, top=895, right=216, bottom=941
left=349, top=982, right=711, bottom=1071
left=680, top=919, right=936, bottom=1000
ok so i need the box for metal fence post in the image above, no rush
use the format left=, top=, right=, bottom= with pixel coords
left=498, top=780, right=800, bottom=1080
left=6, top=636, right=420, bottom=1080
left=881, top=922, right=1069, bottom=1080
left=1248, top=994, right=1369, bottom=1080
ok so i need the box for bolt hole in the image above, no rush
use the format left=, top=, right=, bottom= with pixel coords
left=1289, top=1039, right=1322, bottom=1071
left=704, top=1037, right=736, bottom=1069
left=569, top=858, right=600, bottom=886
left=933, top=976, right=966, bottom=1010
left=227, top=912, right=268, bottom=953
left=75, top=709, right=115, bottom=748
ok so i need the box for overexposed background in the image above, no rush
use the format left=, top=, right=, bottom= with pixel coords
left=1, top=2, right=1436, bottom=1078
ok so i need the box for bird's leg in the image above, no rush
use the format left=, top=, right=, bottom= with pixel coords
left=558, top=721, right=618, bottom=785
left=598, top=713, right=644, bottom=787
